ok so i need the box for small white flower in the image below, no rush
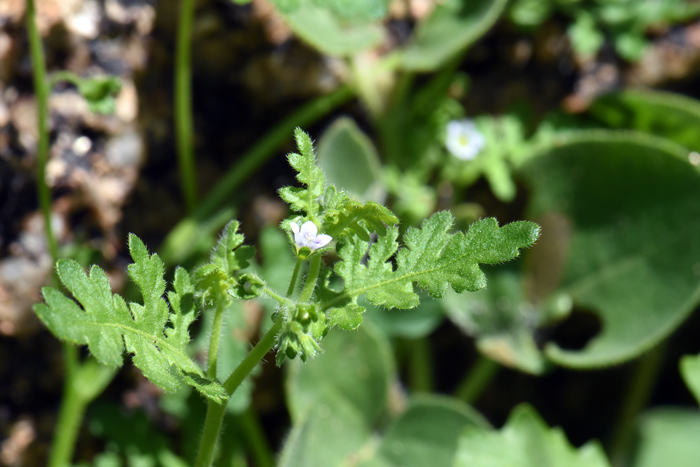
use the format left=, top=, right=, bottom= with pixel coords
left=445, top=119, right=485, bottom=160
left=290, top=221, right=332, bottom=251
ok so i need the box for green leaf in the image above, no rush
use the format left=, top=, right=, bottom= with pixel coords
left=89, top=402, right=190, bottom=467
left=77, top=75, right=121, bottom=115
left=520, top=131, right=700, bottom=368
left=280, top=323, right=394, bottom=467
left=317, top=117, right=385, bottom=203
left=367, top=395, right=490, bottom=467
left=320, top=212, right=540, bottom=320
left=312, top=0, right=390, bottom=22
left=568, top=12, right=605, bottom=57
left=270, top=0, right=384, bottom=56
left=680, top=354, right=700, bottom=406
left=402, top=0, right=508, bottom=71
left=454, top=404, right=610, bottom=467
left=589, top=90, right=700, bottom=152
left=321, top=186, right=398, bottom=241
left=211, top=220, right=255, bottom=274
left=632, top=408, right=700, bottom=467
left=34, top=235, right=227, bottom=403
left=444, top=268, right=549, bottom=374
left=285, top=322, right=394, bottom=423
left=279, top=128, right=326, bottom=221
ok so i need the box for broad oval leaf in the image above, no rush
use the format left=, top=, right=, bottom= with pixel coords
left=401, top=0, right=508, bottom=72
left=590, top=90, right=700, bottom=152
left=317, top=117, right=385, bottom=203
left=520, top=131, right=700, bottom=368
left=633, top=408, right=700, bottom=467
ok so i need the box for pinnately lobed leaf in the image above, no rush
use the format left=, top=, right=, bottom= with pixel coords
left=33, top=234, right=228, bottom=403
left=279, top=128, right=326, bottom=222
left=319, top=211, right=540, bottom=330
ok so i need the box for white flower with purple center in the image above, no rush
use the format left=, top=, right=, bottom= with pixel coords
left=445, top=119, right=485, bottom=160
left=290, top=221, right=332, bottom=251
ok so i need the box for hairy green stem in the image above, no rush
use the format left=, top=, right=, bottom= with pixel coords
left=238, top=406, right=275, bottom=467
left=206, top=303, right=227, bottom=378
left=454, top=355, right=499, bottom=404
left=408, top=336, right=433, bottom=393
left=609, top=343, right=667, bottom=467
left=298, top=254, right=322, bottom=303
left=287, top=257, right=303, bottom=298
left=175, top=0, right=198, bottom=213
left=26, top=0, right=58, bottom=263
left=194, top=319, right=283, bottom=467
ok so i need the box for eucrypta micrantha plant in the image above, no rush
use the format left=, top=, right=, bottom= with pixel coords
left=34, top=127, right=540, bottom=402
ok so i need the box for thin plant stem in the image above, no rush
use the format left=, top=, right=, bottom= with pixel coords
left=298, top=254, right=322, bottom=303
left=194, top=86, right=353, bottom=221
left=287, top=257, right=303, bottom=298
left=206, top=303, right=227, bottom=378
left=175, top=0, right=198, bottom=213
left=454, top=355, right=500, bottom=404
left=194, top=319, right=283, bottom=467
left=48, top=345, right=79, bottom=467
left=158, top=86, right=354, bottom=266
left=609, top=343, right=667, bottom=467
left=408, top=336, right=433, bottom=393
left=26, top=0, right=58, bottom=263
left=237, top=406, right=275, bottom=467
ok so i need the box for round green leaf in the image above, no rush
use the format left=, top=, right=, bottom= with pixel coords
left=521, top=131, right=700, bottom=368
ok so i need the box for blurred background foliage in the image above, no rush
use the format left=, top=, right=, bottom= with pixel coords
left=3, top=0, right=700, bottom=466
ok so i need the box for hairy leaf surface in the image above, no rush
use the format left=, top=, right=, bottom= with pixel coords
left=320, top=211, right=540, bottom=329
left=34, top=235, right=227, bottom=403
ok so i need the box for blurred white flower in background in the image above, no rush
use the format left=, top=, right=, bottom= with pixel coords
left=445, top=119, right=485, bottom=160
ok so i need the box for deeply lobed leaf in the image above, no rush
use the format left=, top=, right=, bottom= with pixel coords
left=320, top=211, right=540, bottom=330
left=279, top=128, right=326, bottom=221
left=321, top=185, right=398, bottom=241
left=34, top=234, right=227, bottom=403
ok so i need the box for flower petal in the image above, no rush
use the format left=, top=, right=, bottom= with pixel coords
left=300, top=221, right=318, bottom=237
left=315, top=234, right=332, bottom=249
left=290, top=222, right=300, bottom=235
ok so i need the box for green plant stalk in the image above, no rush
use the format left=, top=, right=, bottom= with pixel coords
left=194, top=318, right=283, bottom=467
left=237, top=406, right=275, bottom=467
left=175, top=0, right=198, bottom=213
left=298, top=254, right=322, bottom=303
left=26, top=0, right=58, bottom=263
left=48, top=345, right=79, bottom=467
left=609, top=343, right=667, bottom=467
left=408, top=336, right=433, bottom=393
left=206, top=302, right=227, bottom=378
left=454, top=355, right=499, bottom=404
left=287, top=257, right=303, bottom=298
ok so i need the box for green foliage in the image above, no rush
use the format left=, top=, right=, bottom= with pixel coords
left=87, top=402, right=189, bottom=467
left=632, top=408, right=700, bottom=467
left=520, top=131, right=700, bottom=368
left=281, top=325, right=487, bottom=467
left=364, top=396, right=490, bottom=467
left=193, top=220, right=258, bottom=306
left=455, top=404, right=610, bottom=467
left=680, top=354, right=700, bottom=406
left=320, top=211, right=540, bottom=330
left=280, top=128, right=399, bottom=241
left=269, top=0, right=384, bottom=56
left=317, top=117, right=385, bottom=203
left=402, top=0, right=509, bottom=71
left=509, top=0, right=700, bottom=61
left=444, top=268, right=552, bottom=374
left=34, top=235, right=228, bottom=403
left=590, top=90, right=700, bottom=152
left=76, top=75, right=121, bottom=114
